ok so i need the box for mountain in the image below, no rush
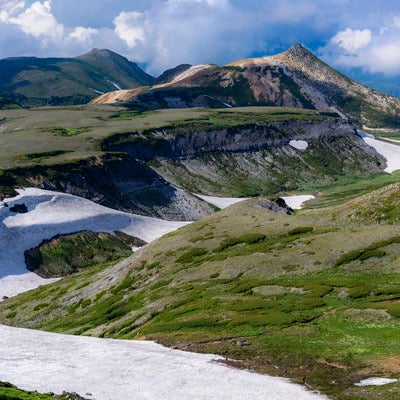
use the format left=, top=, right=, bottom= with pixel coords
left=2, top=183, right=400, bottom=399
left=92, top=44, right=400, bottom=130
left=0, top=49, right=154, bottom=107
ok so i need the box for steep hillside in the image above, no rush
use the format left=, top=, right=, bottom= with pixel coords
left=92, top=44, right=400, bottom=130
left=0, top=49, right=154, bottom=107
left=1, top=184, right=400, bottom=399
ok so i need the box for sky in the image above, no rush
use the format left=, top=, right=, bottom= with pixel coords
left=1, top=0, right=400, bottom=80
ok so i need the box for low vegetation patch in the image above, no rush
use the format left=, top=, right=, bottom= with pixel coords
left=25, top=230, right=141, bottom=278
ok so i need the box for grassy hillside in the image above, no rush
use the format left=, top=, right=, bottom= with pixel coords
left=1, top=183, right=400, bottom=399
left=0, top=50, right=154, bottom=107
left=0, top=106, right=322, bottom=169
left=0, top=381, right=88, bottom=399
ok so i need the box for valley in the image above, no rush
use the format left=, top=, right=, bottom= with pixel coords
left=0, top=45, right=399, bottom=400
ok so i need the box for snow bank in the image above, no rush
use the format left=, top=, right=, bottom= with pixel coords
left=194, top=194, right=248, bottom=209
left=355, top=377, right=398, bottom=386
left=0, top=324, right=329, bottom=400
left=0, top=188, right=189, bottom=298
left=289, top=140, right=309, bottom=150
left=281, top=195, right=315, bottom=210
left=195, top=194, right=315, bottom=210
left=361, top=135, right=400, bottom=173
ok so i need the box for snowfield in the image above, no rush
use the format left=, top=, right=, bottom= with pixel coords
left=360, top=133, right=400, bottom=173
left=194, top=194, right=249, bottom=209
left=195, top=194, right=315, bottom=210
left=281, top=195, right=315, bottom=210
left=0, top=324, right=329, bottom=400
left=0, top=188, right=189, bottom=298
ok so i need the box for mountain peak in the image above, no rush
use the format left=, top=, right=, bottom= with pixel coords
left=285, top=43, right=312, bottom=58
left=78, top=48, right=124, bottom=61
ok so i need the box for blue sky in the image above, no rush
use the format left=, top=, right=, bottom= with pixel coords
left=1, top=0, right=400, bottom=80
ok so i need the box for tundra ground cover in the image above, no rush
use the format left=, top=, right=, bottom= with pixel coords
left=1, top=184, right=400, bottom=399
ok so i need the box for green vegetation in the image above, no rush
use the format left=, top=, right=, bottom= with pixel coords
left=25, top=230, right=139, bottom=278
left=1, top=183, right=400, bottom=399
left=45, top=127, right=92, bottom=136
left=0, top=106, right=327, bottom=170
left=15, top=150, right=72, bottom=163
left=0, top=382, right=88, bottom=400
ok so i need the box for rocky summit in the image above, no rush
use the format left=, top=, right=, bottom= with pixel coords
left=92, top=44, right=400, bottom=130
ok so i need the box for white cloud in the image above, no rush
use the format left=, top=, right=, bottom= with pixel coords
left=114, top=12, right=146, bottom=48
left=8, top=0, right=64, bottom=40
left=322, top=21, right=400, bottom=75
left=112, top=0, right=258, bottom=74
left=0, top=0, right=25, bottom=22
left=69, top=27, right=99, bottom=43
left=331, top=28, right=372, bottom=53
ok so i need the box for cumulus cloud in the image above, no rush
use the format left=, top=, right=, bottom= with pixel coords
left=332, top=28, right=372, bottom=53
left=0, top=0, right=108, bottom=54
left=322, top=16, right=400, bottom=75
left=0, top=0, right=25, bottom=22
left=112, top=0, right=270, bottom=74
left=1, top=0, right=400, bottom=79
left=114, top=12, right=146, bottom=49
left=69, top=27, right=99, bottom=44
left=8, top=0, right=64, bottom=41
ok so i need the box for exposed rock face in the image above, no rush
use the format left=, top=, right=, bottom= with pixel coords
left=102, top=118, right=385, bottom=196
left=103, top=118, right=357, bottom=160
left=92, top=44, right=400, bottom=129
left=1, top=153, right=215, bottom=221
left=0, top=114, right=386, bottom=219
left=9, top=203, right=28, bottom=213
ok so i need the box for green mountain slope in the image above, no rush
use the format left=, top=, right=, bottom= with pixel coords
left=2, top=183, right=400, bottom=399
left=0, top=49, right=154, bottom=107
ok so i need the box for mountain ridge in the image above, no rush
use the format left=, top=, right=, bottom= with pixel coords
left=0, top=49, right=154, bottom=107
left=92, top=44, right=400, bottom=130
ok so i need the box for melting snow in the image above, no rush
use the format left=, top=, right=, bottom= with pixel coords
left=355, top=377, right=398, bottom=386
left=195, top=194, right=315, bottom=210
left=289, top=140, right=309, bottom=150
left=0, top=324, right=329, bottom=400
left=281, top=195, right=315, bottom=210
left=358, top=131, right=400, bottom=173
left=107, top=80, right=122, bottom=90
left=0, top=188, right=189, bottom=298
left=194, top=194, right=248, bottom=209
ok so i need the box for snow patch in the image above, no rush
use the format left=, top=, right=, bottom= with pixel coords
left=0, top=188, right=189, bottom=298
left=194, top=194, right=248, bottom=209
left=355, top=377, right=398, bottom=386
left=281, top=195, right=315, bottom=210
left=160, top=64, right=214, bottom=86
left=194, top=194, right=315, bottom=210
left=359, top=131, right=400, bottom=173
left=107, top=80, right=122, bottom=90
left=289, top=140, right=309, bottom=150
left=89, top=88, right=105, bottom=95
left=0, top=324, right=329, bottom=400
